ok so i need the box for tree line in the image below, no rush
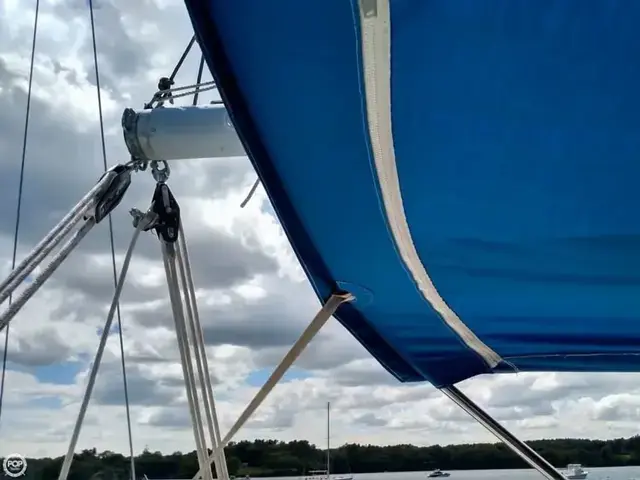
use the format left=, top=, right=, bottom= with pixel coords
left=8, top=436, right=640, bottom=480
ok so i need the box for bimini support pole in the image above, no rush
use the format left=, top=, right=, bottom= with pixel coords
left=192, top=291, right=355, bottom=480
left=441, top=386, right=565, bottom=480
left=121, top=105, right=246, bottom=162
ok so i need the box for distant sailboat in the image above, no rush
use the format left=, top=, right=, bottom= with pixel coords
left=304, top=403, right=353, bottom=480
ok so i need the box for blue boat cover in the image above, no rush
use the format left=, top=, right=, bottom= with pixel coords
left=183, top=0, right=640, bottom=387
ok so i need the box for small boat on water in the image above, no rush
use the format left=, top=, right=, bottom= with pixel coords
left=563, top=464, right=588, bottom=480
left=428, top=470, right=451, bottom=478
left=304, top=470, right=353, bottom=480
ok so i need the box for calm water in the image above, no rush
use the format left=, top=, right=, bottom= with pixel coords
left=267, top=468, right=640, bottom=480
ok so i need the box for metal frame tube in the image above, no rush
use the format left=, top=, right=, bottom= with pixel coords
left=441, top=385, right=565, bottom=480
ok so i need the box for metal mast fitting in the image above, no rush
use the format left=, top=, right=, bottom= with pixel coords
left=122, top=105, right=246, bottom=162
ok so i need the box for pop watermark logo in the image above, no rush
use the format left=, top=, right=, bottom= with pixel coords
left=2, top=454, right=27, bottom=478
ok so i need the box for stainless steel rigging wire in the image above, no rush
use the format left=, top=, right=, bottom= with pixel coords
left=87, top=0, right=136, bottom=477
left=171, top=36, right=196, bottom=83
left=57, top=218, right=147, bottom=480
left=193, top=55, right=205, bottom=106
left=0, top=0, right=40, bottom=430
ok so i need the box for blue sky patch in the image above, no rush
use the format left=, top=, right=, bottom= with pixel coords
left=246, top=367, right=311, bottom=387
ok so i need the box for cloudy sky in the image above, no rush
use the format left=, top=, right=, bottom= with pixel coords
left=1, top=0, right=640, bottom=461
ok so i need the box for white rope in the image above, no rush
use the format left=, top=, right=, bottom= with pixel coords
left=161, top=241, right=214, bottom=480
left=154, top=55, right=231, bottom=480
left=0, top=185, right=94, bottom=306
left=161, top=86, right=220, bottom=104
left=151, top=82, right=219, bottom=109
left=192, top=292, right=354, bottom=480
left=0, top=219, right=95, bottom=332
left=155, top=80, right=217, bottom=97
left=173, top=238, right=224, bottom=479
left=177, top=227, right=229, bottom=480
left=57, top=212, right=149, bottom=480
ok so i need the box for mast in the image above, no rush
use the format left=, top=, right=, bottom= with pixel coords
left=327, top=401, right=330, bottom=479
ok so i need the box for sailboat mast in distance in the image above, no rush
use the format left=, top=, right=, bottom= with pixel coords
left=327, top=401, right=331, bottom=479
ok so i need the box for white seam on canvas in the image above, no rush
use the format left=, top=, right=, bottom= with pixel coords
left=355, top=0, right=502, bottom=369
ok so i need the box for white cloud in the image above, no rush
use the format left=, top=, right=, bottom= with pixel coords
left=0, top=0, right=638, bottom=465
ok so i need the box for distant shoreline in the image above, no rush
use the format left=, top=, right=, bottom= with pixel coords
left=4, top=436, right=640, bottom=479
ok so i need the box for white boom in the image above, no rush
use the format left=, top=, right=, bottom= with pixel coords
left=121, top=105, right=246, bottom=161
